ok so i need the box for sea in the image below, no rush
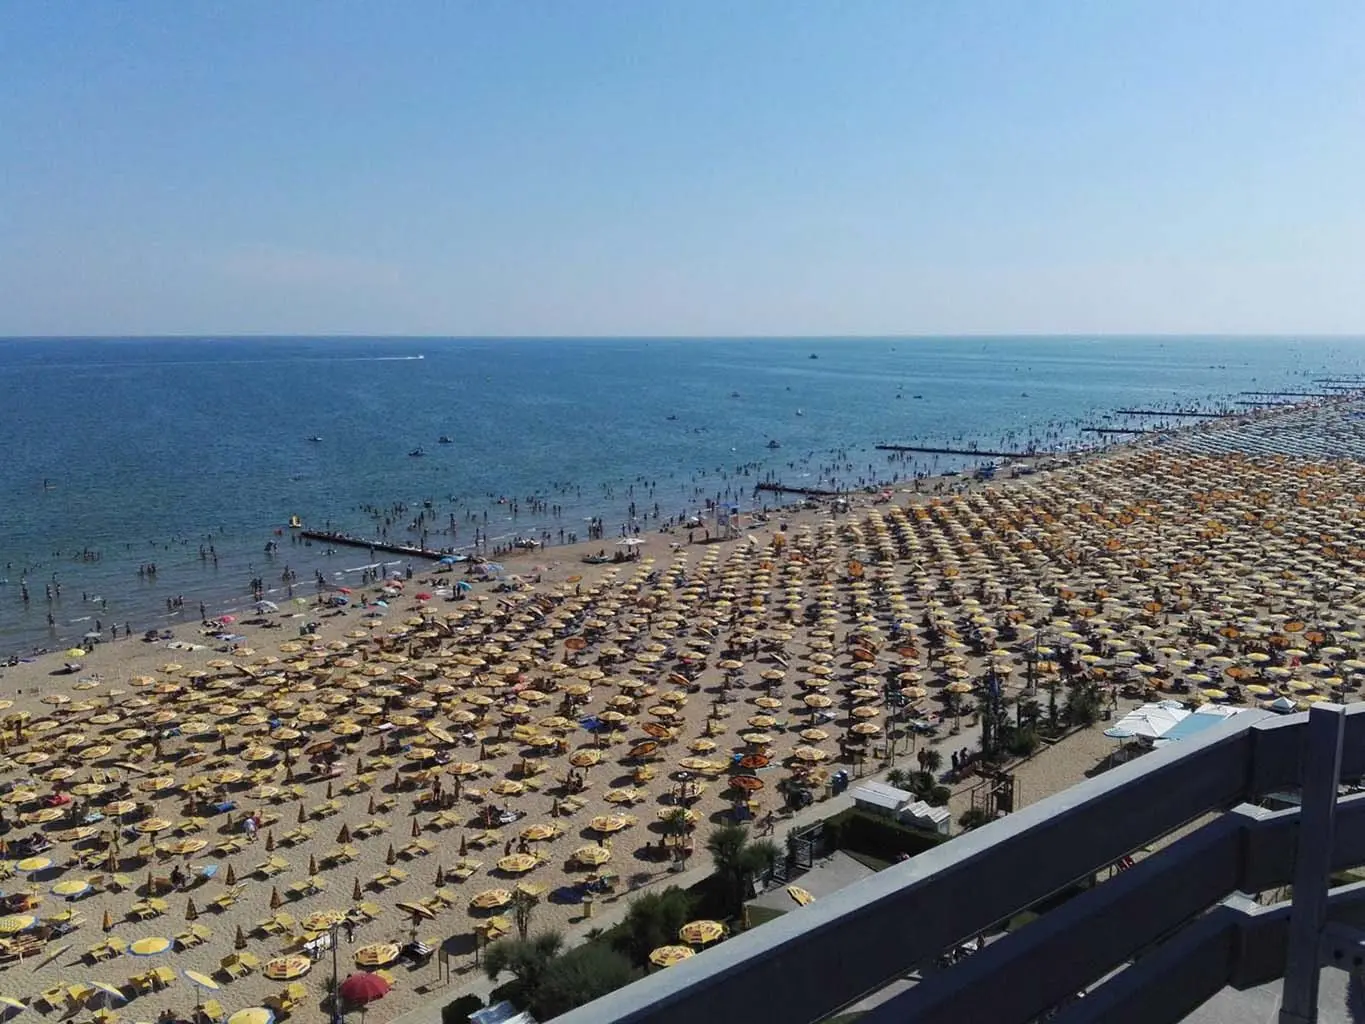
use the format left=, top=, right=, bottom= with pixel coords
left=2, top=335, right=1362, bottom=656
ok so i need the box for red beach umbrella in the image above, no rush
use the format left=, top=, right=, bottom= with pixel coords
left=339, top=972, right=391, bottom=1005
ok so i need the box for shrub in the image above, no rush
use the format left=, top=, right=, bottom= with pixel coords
left=823, top=808, right=947, bottom=863
left=441, top=994, right=484, bottom=1024
left=530, top=943, right=639, bottom=1019
left=1007, top=726, right=1040, bottom=758
left=958, top=807, right=992, bottom=831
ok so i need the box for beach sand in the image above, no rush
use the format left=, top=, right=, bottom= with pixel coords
left=0, top=397, right=1360, bottom=1022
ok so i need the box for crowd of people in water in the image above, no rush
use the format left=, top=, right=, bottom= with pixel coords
left=0, top=415, right=1119, bottom=660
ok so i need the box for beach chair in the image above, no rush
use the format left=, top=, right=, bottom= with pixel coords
left=199, top=999, right=227, bottom=1024
left=128, top=972, right=155, bottom=996
left=152, top=966, right=176, bottom=989
left=35, top=988, right=64, bottom=1012
left=65, top=984, right=95, bottom=1008
left=238, top=951, right=262, bottom=974
left=352, top=902, right=382, bottom=922
left=219, top=954, right=248, bottom=981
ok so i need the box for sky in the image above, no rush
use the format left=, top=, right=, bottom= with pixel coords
left=3, top=2, right=1365, bottom=337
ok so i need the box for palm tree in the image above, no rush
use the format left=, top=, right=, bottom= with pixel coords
left=885, top=767, right=911, bottom=790
left=921, top=748, right=943, bottom=775
left=706, top=825, right=782, bottom=918
left=511, top=888, right=541, bottom=941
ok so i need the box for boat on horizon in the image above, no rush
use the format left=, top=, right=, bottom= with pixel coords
left=767, top=440, right=781, bottom=449
left=409, top=448, right=426, bottom=458
left=307, top=436, right=322, bottom=443
left=438, top=436, right=453, bottom=444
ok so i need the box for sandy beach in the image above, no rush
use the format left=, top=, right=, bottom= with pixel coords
left=0, top=397, right=1361, bottom=1023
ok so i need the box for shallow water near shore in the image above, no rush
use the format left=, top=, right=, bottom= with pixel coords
left=1, top=335, right=1362, bottom=653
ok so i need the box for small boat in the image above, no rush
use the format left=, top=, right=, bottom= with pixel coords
left=809, top=353, right=819, bottom=359
left=307, top=436, right=322, bottom=443
left=409, top=448, right=426, bottom=458
left=288, top=516, right=302, bottom=529
left=796, top=409, right=804, bottom=416
left=730, top=391, right=741, bottom=398
left=666, top=415, right=677, bottom=421
left=438, top=436, right=453, bottom=444
left=766, top=440, right=781, bottom=449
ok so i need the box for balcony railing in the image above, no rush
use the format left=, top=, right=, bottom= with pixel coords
left=551, top=703, right=1365, bottom=1024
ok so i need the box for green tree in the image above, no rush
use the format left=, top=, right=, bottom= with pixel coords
left=530, top=943, right=639, bottom=1019
left=613, top=886, right=694, bottom=967
left=885, top=768, right=911, bottom=790
left=482, top=931, right=564, bottom=1000
left=706, top=825, right=782, bottom=917
left=920, top=749, right=943, bottom=775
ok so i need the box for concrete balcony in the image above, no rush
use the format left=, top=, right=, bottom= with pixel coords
left=551, top=703, right=1365, bottom=1024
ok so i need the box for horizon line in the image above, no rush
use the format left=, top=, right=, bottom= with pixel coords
left=4, top=332, right=1365, bottom=342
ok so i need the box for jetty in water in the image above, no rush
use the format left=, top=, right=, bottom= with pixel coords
left=1239, top=391, right=1332, bottom=399
left=873, top=444, right=1041, bottom=459
left=299, top=530, right=447, bottom=560
left=1083, top=427, right=1147, bottom=436
left=754, top=482, right=847, bottom=498
left=1115, top=409, right=1224, bottom=419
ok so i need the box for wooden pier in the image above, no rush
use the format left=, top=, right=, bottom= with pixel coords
left=1083, top=427, right=1147, bottom=436
left=874, top=444, right=1041, bottom=459
left=754, top=482, right=847, bottom=498
left=1238, top=391, right=1330, bottom=398
left=299, top=530, right=446, bottom=560
left=1115, top=409, right=1224, bottom=419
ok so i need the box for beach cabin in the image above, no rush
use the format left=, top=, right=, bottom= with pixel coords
left=851, top=781, right=952, bottom=835
left=851, top=780, right=910, bottom=819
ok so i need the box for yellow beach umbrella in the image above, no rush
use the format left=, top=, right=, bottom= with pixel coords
left=52, top=878, right=93, bottom=898
left=88, top=982, right=126, bottom=1004
left=0, top=916, right=35, bottom=934
left=15, top=857, right=51, bottom=873
left=679, top=919, right=725, bottom=945
left=649, top=945, right=695, bottom=967
left=572, top=845, right=611, bottom=867
left=227, top=1009, right=275, bottom=1024
left=182, top=970, right=219, bottom=991
left=354, top=942, right=401, bottom=967
left=262, top=955, right=311, bottom=980
left=496, top=854, right=539, bottom=874
left=787, top=885, right=815, bottom=906
left=130, top=936, right=172, bottom=957
left=469, top=889, right=513, bottom=910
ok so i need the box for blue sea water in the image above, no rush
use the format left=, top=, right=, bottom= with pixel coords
left=1, top=335, right=1361, bottom=654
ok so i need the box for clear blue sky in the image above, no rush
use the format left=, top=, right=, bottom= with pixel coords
left=4, top=2, right=1364, bottom=336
